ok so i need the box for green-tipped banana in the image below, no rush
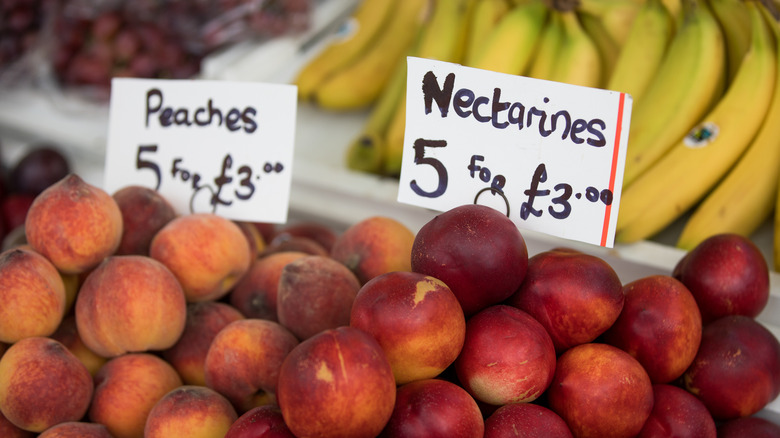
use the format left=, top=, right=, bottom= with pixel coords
left=294, top=0, right=396, bottom=101
left=678, top=2, right=780, bottom=251
left=709, top=0, right=753, bottom=84
left=577, top=9, right=621, bottom=84
left=616, top=0, right=777, bottom=244
left=526, top=7, right=565, bottom=80
left=622, top=0, right=726, bottom=188
left=466, top=0, right=549, bottom=75
left=546, top=7, right=603, bottom=88
left=313, top=0, right=429, bottom=111
left=382, top=0, right=476, bottom=176
left=463, top=0, right=511, bottom=66
left=606, top=0, right=676, bottom=102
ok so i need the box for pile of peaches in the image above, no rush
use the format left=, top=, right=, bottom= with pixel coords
left=0, top=172, right=779, bottom=438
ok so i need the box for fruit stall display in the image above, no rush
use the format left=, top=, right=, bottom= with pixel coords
left=1, top=0, right=780, bottom=435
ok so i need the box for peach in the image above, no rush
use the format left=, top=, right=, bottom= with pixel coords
left=204, top=319, right=299, bottom=413
left=225, top=405, right=295, bottom=438
left=0, top=247, right=66, bottom=343
left=637, top=384, right=716, bottom=438
left=331, top=215, right=415, bottom=284
left=75, top=255, right=187, bottom=357
left=161, top=301, right=244, bottom=386
left=484, top=403, right=573, bottom=438
left=380, top=378, right=484, bottom=438
left=235, top=220, right=266, bottom=260
left=411, top=204, right=528, bottom=316
left=455, top=305, right=556, bottom=405
left=277, top=326, right=396, bottom=438
left=89, top=353, right=183, bottom=438
left=50, top=315, right=107, bottom=376
left=261, top=235, right=329, bottom=257
left=508, top=248, right=624, bottom=353
left=349, top=271, right=466, bottom=384
left=150, top=213, right=251, bottom=302
left=0, top=411, right=34, bottom=438
left=229, top=251, right=307, bottom=321
left=38, top=422, right=113, bottom=437
left=601, top=275, right=702, bottom=383
left=60, top=272, right=80, bottom=314
left=112, top=185, right=177, bottom=256
left=277, top=255, right=361, bottom=340
left=272, top=221, right=339, bottom=253
left=682, top=315, right=780, bottom=420
left=0, top=337, right=93, bottom=433
left=547, top=343, right=654, bottom=438
left=25, top=173, right=123, bottom=274
left=144, top=385, right=238, bottom=438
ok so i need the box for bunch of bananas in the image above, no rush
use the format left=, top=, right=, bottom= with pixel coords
left=293, top=0, right=780, bottom=268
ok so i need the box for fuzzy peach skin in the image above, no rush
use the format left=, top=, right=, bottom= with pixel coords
left=150, top=213, right=251, bottom=302
left=75, top=255, right=187, bottom=357
left=112, top=185, right=177, bottom=256
left=50, top=315, right=107, bottom=376
left=229, top=251, right=308, bottom=321
left=0, top=247, right=66, bottom=343
left=38, top=421, right=114, bottom=437
left=161, top=301, right=244, bottom=386
left=0, top=411, right=34, bottom=438
left=0, top=337, right=93, bottom=433
left=204, top=319, right=299, bottom=413
left=330, top=216, right=415, bottom=285
left=25, top=174, right=123, bottom=275
left=144, top=385, right=238, bottom=438
left=89, top=353, right=183, bottom=438
left=350, top=271, right=466, bottom=385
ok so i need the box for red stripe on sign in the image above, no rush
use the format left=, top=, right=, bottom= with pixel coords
left=601, top=92, right=626, bottom=247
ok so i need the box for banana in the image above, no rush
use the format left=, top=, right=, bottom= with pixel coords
left=526, top=7, right=565, bottom=80
left=709, top=0, right=753, bottom=84
left=574, top=0, right=643, bottom=47
left=606, top=0, right=676, bottom=102
left=344, top=59, right=408, bottom=173
left=577, top=9, right=621, bottom=83
left=621, top=0, right=726, bottom=188
left=382, top=0, right=476, bottom=176
left=313, top=0, right=430, bottom=111
left=615, top=0, right=777, bottom=244
left=463, top=0, right=511, bottom=66
left=678, top=2, right=780, bottom=251
left=465, top=0, right=549, bottom=75
left=546, top=6, right=603, bottom=88
left=293, top=0, right=396, bottom=101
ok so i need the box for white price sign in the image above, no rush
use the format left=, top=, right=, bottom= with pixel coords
left=104, top=78, right=297, bottom=223
left=398, top=57, right=632, bottom=248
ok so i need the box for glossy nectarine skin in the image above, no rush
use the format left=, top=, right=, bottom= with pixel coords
left=484, top=403, right=573, bottom=438
left=277, top=326, right=396, bottom=438
left=637, top=384, right=716, bottom=438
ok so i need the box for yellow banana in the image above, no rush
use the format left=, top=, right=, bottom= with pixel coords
left=622, top=0, right=726, bottom=188
left=662, top=0, right=686, bottom=29
left=678, top=2, right=780, bottom=251
left=382, top=0, right=476, bottom=177
left=616, top=0, right=777, bottom=244
left=293, top=0, right=396, bottom=101
left=574, top=0, right=643, bottom=47
left=313, top=0, right=430, bottom=111
left=546, top=7, right=603, bottom=88
left=466, top=0, right=549, bottom=75
left=526, top=8, right=565, bottom=80
left=463, top=0, right=511, bottom=66
left=344, top=59, right=408, bottom=173
left=709, top=0, right=753, bottom=84
left=606, top=0, right=676, bottom=102
left=577, top=10, right=621, bottom=84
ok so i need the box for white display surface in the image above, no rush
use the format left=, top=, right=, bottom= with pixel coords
left=0, top=0, right=778, bottom=422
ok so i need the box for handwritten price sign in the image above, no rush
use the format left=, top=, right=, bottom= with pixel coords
left=104, top=78, right=296, bottom=223
left=398, top=57, right=632, bottom=248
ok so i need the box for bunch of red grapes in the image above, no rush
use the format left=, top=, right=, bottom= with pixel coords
left=0, top=0, right=46, bottom=72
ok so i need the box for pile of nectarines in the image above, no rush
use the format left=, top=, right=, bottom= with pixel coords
left=0, top=172, right=779, bottom=438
